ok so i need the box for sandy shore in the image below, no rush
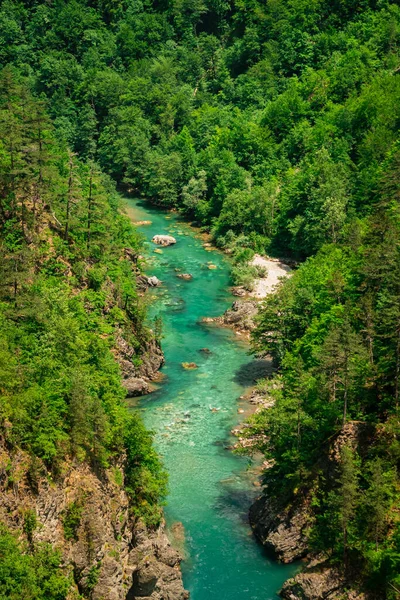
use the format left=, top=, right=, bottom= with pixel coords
left=250, top=254, right=292, bottom=299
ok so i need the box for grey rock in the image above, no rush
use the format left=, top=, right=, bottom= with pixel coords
left=249, top=496, right=309, bottom=563
left=280, top=565, right=346, bottom=599
left=223, top=300, right=258, bottom=331
left=147, top=276, right=162, bottom=287
left=123, top=377, right=150, bottom=397
left=0, top=441, right=188, bottom=600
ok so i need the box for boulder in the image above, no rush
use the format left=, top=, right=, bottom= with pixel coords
left=147, top=276, right=161, bottom=287
left=123, top=377, right=150, bottom=397
left=223, top=300, right=258, bottom=332
left=152, top=235, right=177, bottom=246
left=231, top=286, right=247, bottom=297
left=137, top=275, right=161, bottom=290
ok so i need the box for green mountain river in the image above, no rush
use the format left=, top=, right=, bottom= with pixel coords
left=126, top=198, right=297, bottom=600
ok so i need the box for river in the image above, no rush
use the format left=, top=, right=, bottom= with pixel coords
left=126, top=198, right=296, bottom=600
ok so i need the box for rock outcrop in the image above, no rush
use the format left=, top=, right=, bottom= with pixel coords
left=115, top=333, right=164, bottom=397
left=280, top=564, right=346, bottom=600
left=201, top=299, right=258, bottom=333
left=152, top=235, right=177, bottom=246
left=223, top=300, right=258, bottom=331
left=280, top=559, right=369, bottom=600
left=0, top=443, right=188, bottom=600
left=249, top=422, right=374, bottom=598
left=137, top=275, right=162, bottom=291
left=249, top=496, right=309, bottom=563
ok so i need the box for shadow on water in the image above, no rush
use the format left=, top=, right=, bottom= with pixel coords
left=214, top=485, right=258, bottom=525
left=233, top=358, right=273, bottom=387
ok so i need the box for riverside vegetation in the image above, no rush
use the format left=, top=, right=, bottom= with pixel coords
left=0, top=0, right=400, bottom=598
left=0, top=78, right=170, bottom=597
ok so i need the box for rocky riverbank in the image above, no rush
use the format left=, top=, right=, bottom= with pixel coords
left=204, top=262, right=374, bottom=599
left=0, top=242, right=188, bottom=600
left=201, top=299, right=259, bottom=338
left=248, top=423, right=375, bottom=599
left=0, top=439, right=188, bottom=600
left=200, top=255, right=292, bottom=337
left=0, top=319, right=188, bottom=600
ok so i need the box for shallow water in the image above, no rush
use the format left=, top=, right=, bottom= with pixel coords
left=126, top=199, right=296, bottom=600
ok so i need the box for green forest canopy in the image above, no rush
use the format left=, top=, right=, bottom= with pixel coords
left=0, top=0, right=400, bottom=597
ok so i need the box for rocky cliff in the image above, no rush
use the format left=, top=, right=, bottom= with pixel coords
left=249, top=423, right=374, bottom=599
left=116, top=333, right=165, bottom=398
left=0, top=440, right=188, bottom=600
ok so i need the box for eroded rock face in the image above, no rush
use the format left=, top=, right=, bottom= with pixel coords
left=152, top=235, right=177, bottom=246
left=250, top=422, right=374, bottom=598
left=115, top=332, right=164, bottom=397
left=249, top=496, right=309, bottom=563
left=0, top=444, right=188, bottom=600
left=280, top=565, right=350, bottom=600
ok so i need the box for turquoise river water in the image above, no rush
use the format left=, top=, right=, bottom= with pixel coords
left=126, top=198, right=296, bottom=600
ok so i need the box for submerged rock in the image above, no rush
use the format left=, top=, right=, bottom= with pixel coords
left=181, top=362, right=198, bottom=370
left=177, top=273, right=192, bottom=280
left=152, top=234, right=177, bottom=246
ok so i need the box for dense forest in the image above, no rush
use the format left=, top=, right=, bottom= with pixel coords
left=0, top=75, right=166, bottom=596
left=0, top=0, right=399, bottom=597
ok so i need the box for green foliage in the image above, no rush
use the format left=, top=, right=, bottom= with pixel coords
left=231, top=264, right=257, bottom=291
left=0, top=525, right=72, bottom=600
left=246, top=150, right=400, bottom=594
left=62, top=500, right=85, bottom=541
left=1, top=0, right=400, bottom=595
left=23, top=510, right=38, bottom=546
left=85, top=562, right=101, bottom=594
left=0, top=74, right=166, bottom=536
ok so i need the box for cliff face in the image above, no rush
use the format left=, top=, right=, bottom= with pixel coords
left=249, top=422, right=373, bottom=600
left=249, top=496, right=309, bottom=564
left=116, top=333, right=165, bottom=398
left=0, top=441, right=188, bottom=600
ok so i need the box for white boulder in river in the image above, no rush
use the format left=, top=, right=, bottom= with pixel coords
left=152, top=234, right=177, bottom=246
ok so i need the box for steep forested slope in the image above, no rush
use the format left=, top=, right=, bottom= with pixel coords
left=0, top=0, right=399, bottom=597
left=0, top=76, right=170, bottom=597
